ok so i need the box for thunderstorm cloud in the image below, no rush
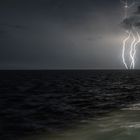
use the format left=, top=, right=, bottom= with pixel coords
left=0, top=0, right=135, bottom=69
left=122, top=6, right=140, bottom=29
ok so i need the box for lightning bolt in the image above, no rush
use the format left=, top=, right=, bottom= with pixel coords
left=130, top=30, right=136, bottom=69
left=131, top=31, right=140, bottom=68
left=122, top=31, right=131, bottom=69
left=121, top=0, right=140, bottom=69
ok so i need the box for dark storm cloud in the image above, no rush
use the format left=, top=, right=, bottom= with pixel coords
left=135, top=5, right=140, bottom=14
left=0, top=0, right=124, bottom=69
left=122, top=6, right=140, bottom=29
left=0, top=23, right=28, bottom=30
left=0, top=30, right=8, bottom=38
left=122, top=16, right=140, bottom=29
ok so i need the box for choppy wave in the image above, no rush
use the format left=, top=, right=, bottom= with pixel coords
left=0, top=70, right=140, bottom=140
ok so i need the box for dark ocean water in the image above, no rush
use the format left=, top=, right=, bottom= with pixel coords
left=0, top=70, right=140, bottom=140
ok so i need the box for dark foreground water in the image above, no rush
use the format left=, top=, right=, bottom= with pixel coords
left=1, top=70, right=140, bottom=140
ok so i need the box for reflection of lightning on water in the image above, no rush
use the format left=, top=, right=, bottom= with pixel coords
left=121, top=0, right=140, bottom=69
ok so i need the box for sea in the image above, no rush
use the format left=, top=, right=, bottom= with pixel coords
left=0, top=70, right=140, bottom=140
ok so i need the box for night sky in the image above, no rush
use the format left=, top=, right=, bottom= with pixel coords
left=0, top=0, right=140, bottom=69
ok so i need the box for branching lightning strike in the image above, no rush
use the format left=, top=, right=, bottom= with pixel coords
left=122, top=30, right=131, bottom=69
left=121, top=0, right=140, bottom=69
